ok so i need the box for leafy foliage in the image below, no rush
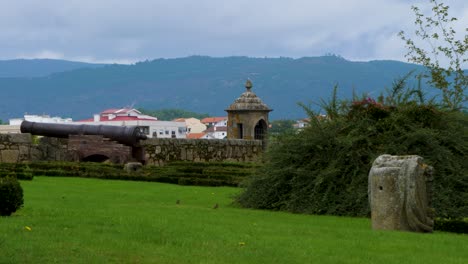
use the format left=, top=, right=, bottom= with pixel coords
left=138, top=108, right=209, bottom=121
left=0, top=164, right=34, bottom=180
left=434, top=218, right=468, bottom=234
left=269, top=119, right=296, bottom=136
left=399, top=0, right=467, bottom=110
left=0, top=177, right=24, bottom=216
left=237, top=79, right=467, bottom=218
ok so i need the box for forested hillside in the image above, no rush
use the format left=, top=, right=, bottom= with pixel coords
left=0, top=56, right=426, bottom=121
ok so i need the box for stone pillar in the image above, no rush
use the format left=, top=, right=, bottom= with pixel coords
left=368, top=154, right=434, bottom=232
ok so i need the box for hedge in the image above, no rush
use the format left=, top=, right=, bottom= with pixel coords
left=0, top=161, right=258, bottom=187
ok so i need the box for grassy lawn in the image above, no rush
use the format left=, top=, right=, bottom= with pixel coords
left=1, top=177, right=467, bottom=263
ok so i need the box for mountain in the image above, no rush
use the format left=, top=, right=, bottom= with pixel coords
left=0, top=59, right=105, bottom=78
left=0, top=56, right=428, bottom=121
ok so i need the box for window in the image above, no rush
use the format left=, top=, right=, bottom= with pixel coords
left=171, top=131, right=176, bottom=138
left=138, top=126, right=150, bottom=135
left=237, top=123, right=243, bottom=139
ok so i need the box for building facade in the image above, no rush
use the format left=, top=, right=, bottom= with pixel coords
left=76, top=108, right=187, bottom=139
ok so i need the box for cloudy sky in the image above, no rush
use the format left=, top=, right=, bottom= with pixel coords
left=0, top=0, right=466, bottom=64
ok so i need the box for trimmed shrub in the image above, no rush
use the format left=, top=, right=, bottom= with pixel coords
left=0, top=161, right=258, bottom=187
left=0, top=177, right=24, bottom=216
left=0, top=164, right=34, bottom=180
left=434, top=218, right=468, bottom=234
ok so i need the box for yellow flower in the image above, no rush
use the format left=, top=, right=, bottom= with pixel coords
left=238, top=242, right=246, bottom=246
left=24, top=226, right=32, bottom=231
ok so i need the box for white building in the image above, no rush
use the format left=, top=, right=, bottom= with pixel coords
left=200, top=116, right=228, bottom=139
left=173, top=117, right=207, bottom=134
left=9, top=114, right=73, bottom=125
left=0, top=125, right=21, bottom=134
left=2, top=114, right=73, bottom=134
left=201, top=117, right=228, bottom=127
left=293, top=118, right=310, bottom=129
left=76, top=108, right=187, bottom=139
left=201, top=126, right=227, bottom=139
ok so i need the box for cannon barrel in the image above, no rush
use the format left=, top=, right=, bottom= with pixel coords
left=20, top=121, right=147, bottom=146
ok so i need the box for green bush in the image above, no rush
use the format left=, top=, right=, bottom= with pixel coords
left=434, top=218, right=468, bottom=234
left=0, top=177, right=24, bottom=216
left=0, top=161, right=257, bottom=187
left=237, top=83, right=468, bottom=218
left=0, top=164, right=34, bottom=180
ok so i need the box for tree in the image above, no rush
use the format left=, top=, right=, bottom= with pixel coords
left=269, top=119, right=296, bottom=135
left=137, top=108, right=209, bottom=121
left=399, top=0, right=468, bottom=110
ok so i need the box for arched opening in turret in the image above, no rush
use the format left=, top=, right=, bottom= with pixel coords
left=82, top=154, right=110, bottom=163
left=254, top=119, right=268, bottom=140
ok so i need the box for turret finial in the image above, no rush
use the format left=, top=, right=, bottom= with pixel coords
left=245, top=79, right=252, bottom=91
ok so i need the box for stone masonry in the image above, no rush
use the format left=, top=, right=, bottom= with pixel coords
left=0, top=134, right=33, bottom=163
left=142, top=138, right=262, bottom=166
left=0, top=134, right=263, bottom=165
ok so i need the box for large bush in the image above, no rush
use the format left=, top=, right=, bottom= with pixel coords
left=0, top=177, right=24, bottom=216
left=238, top=85, right=468, bottom=218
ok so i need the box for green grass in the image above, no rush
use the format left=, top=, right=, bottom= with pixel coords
left=1, top=177, right=467, bottom=263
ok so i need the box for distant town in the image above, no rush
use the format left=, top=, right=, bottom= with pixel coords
left=1, top=108, right=311, bottom=139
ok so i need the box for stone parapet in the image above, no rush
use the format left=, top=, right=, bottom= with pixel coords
left=1, top=134, right=264, bottom=165
left=142, top=138, right=262, bottom=165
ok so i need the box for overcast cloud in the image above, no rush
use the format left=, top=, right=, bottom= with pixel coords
left=0, top=0, right=466, bottom=64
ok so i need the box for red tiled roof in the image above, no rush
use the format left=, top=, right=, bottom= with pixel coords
left=100, top=108, right=141, bottom=115
left=201, top=117, right=227, bottom=124
left=187, top=132, right=206, bottom=139
left=77, top=118, right=94, bottom=122
left=79, top=116, right=158, bottom=122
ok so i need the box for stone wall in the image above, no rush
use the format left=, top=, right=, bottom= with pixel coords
left=0, top=134, right=263, bottom=165
left=34, top=137, right=70, bottom=161
left=0, top=134, right=34, bottom=163
left=142, top=138, right=262, bottom=165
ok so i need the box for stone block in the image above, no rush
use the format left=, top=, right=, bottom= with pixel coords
left=1, top=150, right=20, bottom=163
left=19, top=145, right=30, bottom=155
left=369, top=154, right=434, bottom=233
left=180, top=148, right=187, bottom=160
left=10, top=133, right=32, bottom=144
left=186, top=149, right=193, bottom=161
left=124, top=162, right=143, bottom=173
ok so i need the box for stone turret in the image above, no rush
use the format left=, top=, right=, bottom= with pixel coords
left=225, top=80, right=272, bottom=141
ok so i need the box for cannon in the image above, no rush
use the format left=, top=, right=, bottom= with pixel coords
left=20, top=121, right=147, bottom=146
